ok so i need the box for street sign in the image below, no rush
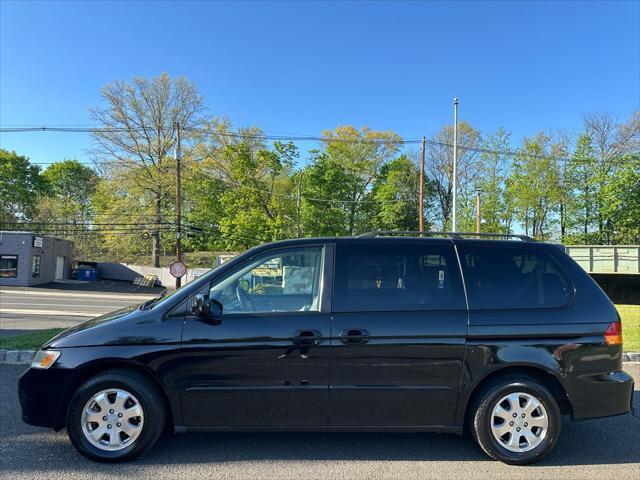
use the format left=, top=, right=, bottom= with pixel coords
left=169, top=261, right=187, bottom=278
left=32, top=236, right=43, bottom=248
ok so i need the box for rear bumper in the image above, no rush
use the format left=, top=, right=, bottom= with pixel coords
left=567, top=370, right=634, bottom=420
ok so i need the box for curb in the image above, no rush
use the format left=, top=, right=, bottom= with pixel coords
left=0, top=350, right=37, bottom=364
left=624, top=352, right=640, bottom=362
left=1, top=349, right=639, bottom=365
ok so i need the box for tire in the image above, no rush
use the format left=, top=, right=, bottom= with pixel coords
left=66, top=369, right=166, bottom=462
left=469, top=375, right=561, bottom=465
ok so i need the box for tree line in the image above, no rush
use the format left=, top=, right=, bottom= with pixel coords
left=1, top=74, right=638, bottom=266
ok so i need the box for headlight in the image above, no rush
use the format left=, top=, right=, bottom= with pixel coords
left=31, top=350, right=61, bottom=369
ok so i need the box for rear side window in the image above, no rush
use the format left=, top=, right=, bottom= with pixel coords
left=334, top=243, right=466, bottom=312
left=458, top=245, right=572, bottom=309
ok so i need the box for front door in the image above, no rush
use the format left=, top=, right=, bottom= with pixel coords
left=180, top=244, right=332, bottom=426
left=329, top=240, right=468, bottom=426
left=55, top=256, right=65, bottom=280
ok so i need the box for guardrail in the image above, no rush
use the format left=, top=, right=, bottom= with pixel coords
left=565, top=245, right=640, bottom=275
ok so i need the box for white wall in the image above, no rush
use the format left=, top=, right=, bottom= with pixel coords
left=97, top=262, right=210, bottom=288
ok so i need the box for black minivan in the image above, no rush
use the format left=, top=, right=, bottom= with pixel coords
left=19, top=232, right=634, bottom=464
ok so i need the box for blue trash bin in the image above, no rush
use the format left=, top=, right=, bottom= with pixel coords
left=76, top=268, right=97, bottom=281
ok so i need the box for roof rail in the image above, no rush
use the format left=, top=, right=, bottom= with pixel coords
left=357, top=231, right=536, bottom=242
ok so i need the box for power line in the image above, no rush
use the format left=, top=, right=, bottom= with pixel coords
left=4, top=124, right=637, bottom=165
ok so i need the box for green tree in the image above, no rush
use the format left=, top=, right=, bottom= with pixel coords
left=193, top=122, right=299, bottom=249
left=509, top=134, right=563, bottom=240
left=301, top=126, right=402, bottom=236
left=599, top=153, right=640, bottom=244
left=583, top=111, right=640, bottom=242
left=563, top=133, right=598, bottom=242
left=474, top=128, right=514, bottom=233
left=370, top=155, right=428, bottom=231
left=0, top=149, right=48, bottom=224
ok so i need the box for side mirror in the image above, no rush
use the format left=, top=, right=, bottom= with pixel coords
left=192, top=294, right=223, bottom=323
left=192, top=294, right=210, bottom=317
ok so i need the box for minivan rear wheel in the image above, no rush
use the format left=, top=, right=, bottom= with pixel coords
left=66, top=369, right=166, bottom=462
left=470, top=376, right=561, bottom=464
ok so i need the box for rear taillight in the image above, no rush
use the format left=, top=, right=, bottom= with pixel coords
left=604, top=321, right=623, bottom=345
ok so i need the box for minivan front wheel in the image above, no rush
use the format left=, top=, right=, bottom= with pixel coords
left=470, top=376, right=561, bottom=464
left=66, top=369, right=166, bottom=462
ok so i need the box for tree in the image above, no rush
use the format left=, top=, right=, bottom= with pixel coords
left=583, top=111, right=640, bottom=241
left=90, top=73, right=206, bottom=266
left=370, top=155, right=428, bottom=231
left=0, top=149, right=48, bottom=224
left=509, top=134, right=563, bottom=240
left=40, top=159, right=99, bottom=219
left=301, top=126, right=402, bottom=236
left=563, top=133, right=597, bottom=241
left=426, top=121, right=481, bottom=229
left=599, top=153, right=640, bottom=244
left=474, top=128, right=513, bottom=234
left=193, top=122, right=299, bottom=249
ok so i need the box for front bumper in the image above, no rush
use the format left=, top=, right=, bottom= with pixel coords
left=568, top=370, right=634, bottom=420
left=19, top=366, right=74, bottom=430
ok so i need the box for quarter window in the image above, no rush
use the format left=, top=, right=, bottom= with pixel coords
left=459, top=246, right=572, bottom=309
left=209, top=247, right=323, bottom=314
left=333, top=244, right=466, bottom=312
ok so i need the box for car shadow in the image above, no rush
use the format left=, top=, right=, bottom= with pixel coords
left=4, top=414, right=639, bottom=471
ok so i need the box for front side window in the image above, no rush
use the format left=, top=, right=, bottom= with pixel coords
left=209, top=247, right=323, bottom=314
left=0, top=255, right=18, bottom=278
left=333, top=243, right=466, bottom=312
left=459, top=245, right=572, bottom=309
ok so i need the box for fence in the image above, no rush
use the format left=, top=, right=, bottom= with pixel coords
left=97, top=262, right=210, bottom=288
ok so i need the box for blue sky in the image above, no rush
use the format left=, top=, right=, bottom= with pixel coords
left=1, top=0, right=638, bottom=167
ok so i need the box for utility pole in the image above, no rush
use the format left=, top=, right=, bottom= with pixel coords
left=475, top=186, right=481, bottom=234
left=418, top=136, right=426, bottom=234
left=452, top=97, right=459, bottom=232
left=174, top=121, right=183, bottom=288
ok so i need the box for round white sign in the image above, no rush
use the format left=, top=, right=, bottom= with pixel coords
left=169, top=261, right=187, bottom=278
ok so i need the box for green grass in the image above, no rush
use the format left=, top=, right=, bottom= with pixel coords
left=0, top=328, right=65, bottom=351
left=617, top=304, right=640, bottom=352
left=0, top=305, right=638, bottom=352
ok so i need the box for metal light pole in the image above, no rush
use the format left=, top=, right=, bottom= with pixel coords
left=452, top=97, right=458, bottom=232
left=174, top=122, right=183, bottom=288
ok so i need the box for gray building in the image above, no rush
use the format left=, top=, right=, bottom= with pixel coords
left=0, top=231, right=74, bottom=287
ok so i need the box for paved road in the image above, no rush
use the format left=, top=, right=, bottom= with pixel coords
left=0, top=285, right=160, bottom=335
left=1, top=363, right=638, bottom=480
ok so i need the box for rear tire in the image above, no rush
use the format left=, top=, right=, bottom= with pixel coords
left=469, top=376, right=561, bottom=465
left=66, top=369, right=166, bottom=462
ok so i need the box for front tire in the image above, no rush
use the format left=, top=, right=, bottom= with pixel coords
left=469, top=376, right=561, bottom=465
left=66, top=369, right=166, bottom=462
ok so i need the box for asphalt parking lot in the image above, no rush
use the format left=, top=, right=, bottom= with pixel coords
left=1, top=363, right=638, bottom=480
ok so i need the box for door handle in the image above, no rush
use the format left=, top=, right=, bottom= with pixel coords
left=339, top=328, right=371, bottom=344
left=291, top=329, right=323, bottom=346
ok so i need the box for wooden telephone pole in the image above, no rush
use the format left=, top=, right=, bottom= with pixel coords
left=418, top=136, right=426, bottom=234
left=475, top=187, right=481, bottom=234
